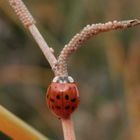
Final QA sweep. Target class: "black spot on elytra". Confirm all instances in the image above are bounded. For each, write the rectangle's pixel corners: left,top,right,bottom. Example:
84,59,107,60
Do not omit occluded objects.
56,94,60,99
50,98,55,102
79,39,82,43
71,106,75,110
55,106,61,109
47,94,49,98
71,98,76,102
65,106,70,110
51,106,54,109
65,95,69,100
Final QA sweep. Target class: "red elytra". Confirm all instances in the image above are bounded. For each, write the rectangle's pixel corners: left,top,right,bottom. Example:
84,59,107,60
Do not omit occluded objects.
46,77,80,119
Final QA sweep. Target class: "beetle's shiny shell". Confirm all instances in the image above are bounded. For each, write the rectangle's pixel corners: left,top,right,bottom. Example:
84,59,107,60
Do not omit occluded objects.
46,82,80,119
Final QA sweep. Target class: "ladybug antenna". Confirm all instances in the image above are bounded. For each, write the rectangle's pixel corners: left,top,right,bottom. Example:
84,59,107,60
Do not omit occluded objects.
56,19,140,76
52,76,74,83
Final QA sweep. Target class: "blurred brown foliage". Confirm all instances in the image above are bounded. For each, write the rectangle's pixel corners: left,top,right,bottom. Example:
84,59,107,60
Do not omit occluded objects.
0,0,140,140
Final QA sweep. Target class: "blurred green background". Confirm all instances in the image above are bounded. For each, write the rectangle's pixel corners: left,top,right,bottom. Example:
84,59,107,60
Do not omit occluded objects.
0,0,140,140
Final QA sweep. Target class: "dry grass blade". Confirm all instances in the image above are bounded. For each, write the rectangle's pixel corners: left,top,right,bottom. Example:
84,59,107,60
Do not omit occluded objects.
0,105,49,140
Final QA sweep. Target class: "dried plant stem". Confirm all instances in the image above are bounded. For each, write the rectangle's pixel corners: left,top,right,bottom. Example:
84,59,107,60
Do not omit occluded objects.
61,118,76,140
9,0,35,27
8,0,57,74
57,19,140,76
0,105,49,140
28,25,57,73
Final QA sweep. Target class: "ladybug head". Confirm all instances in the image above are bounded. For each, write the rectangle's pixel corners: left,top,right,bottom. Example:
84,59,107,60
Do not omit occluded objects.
52,76,74,83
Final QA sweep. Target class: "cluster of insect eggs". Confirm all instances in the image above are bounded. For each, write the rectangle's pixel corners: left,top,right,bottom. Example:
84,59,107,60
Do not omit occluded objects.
46,76,80,119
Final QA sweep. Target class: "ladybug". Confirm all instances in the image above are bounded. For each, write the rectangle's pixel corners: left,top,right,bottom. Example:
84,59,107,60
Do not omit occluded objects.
46,76,80,119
